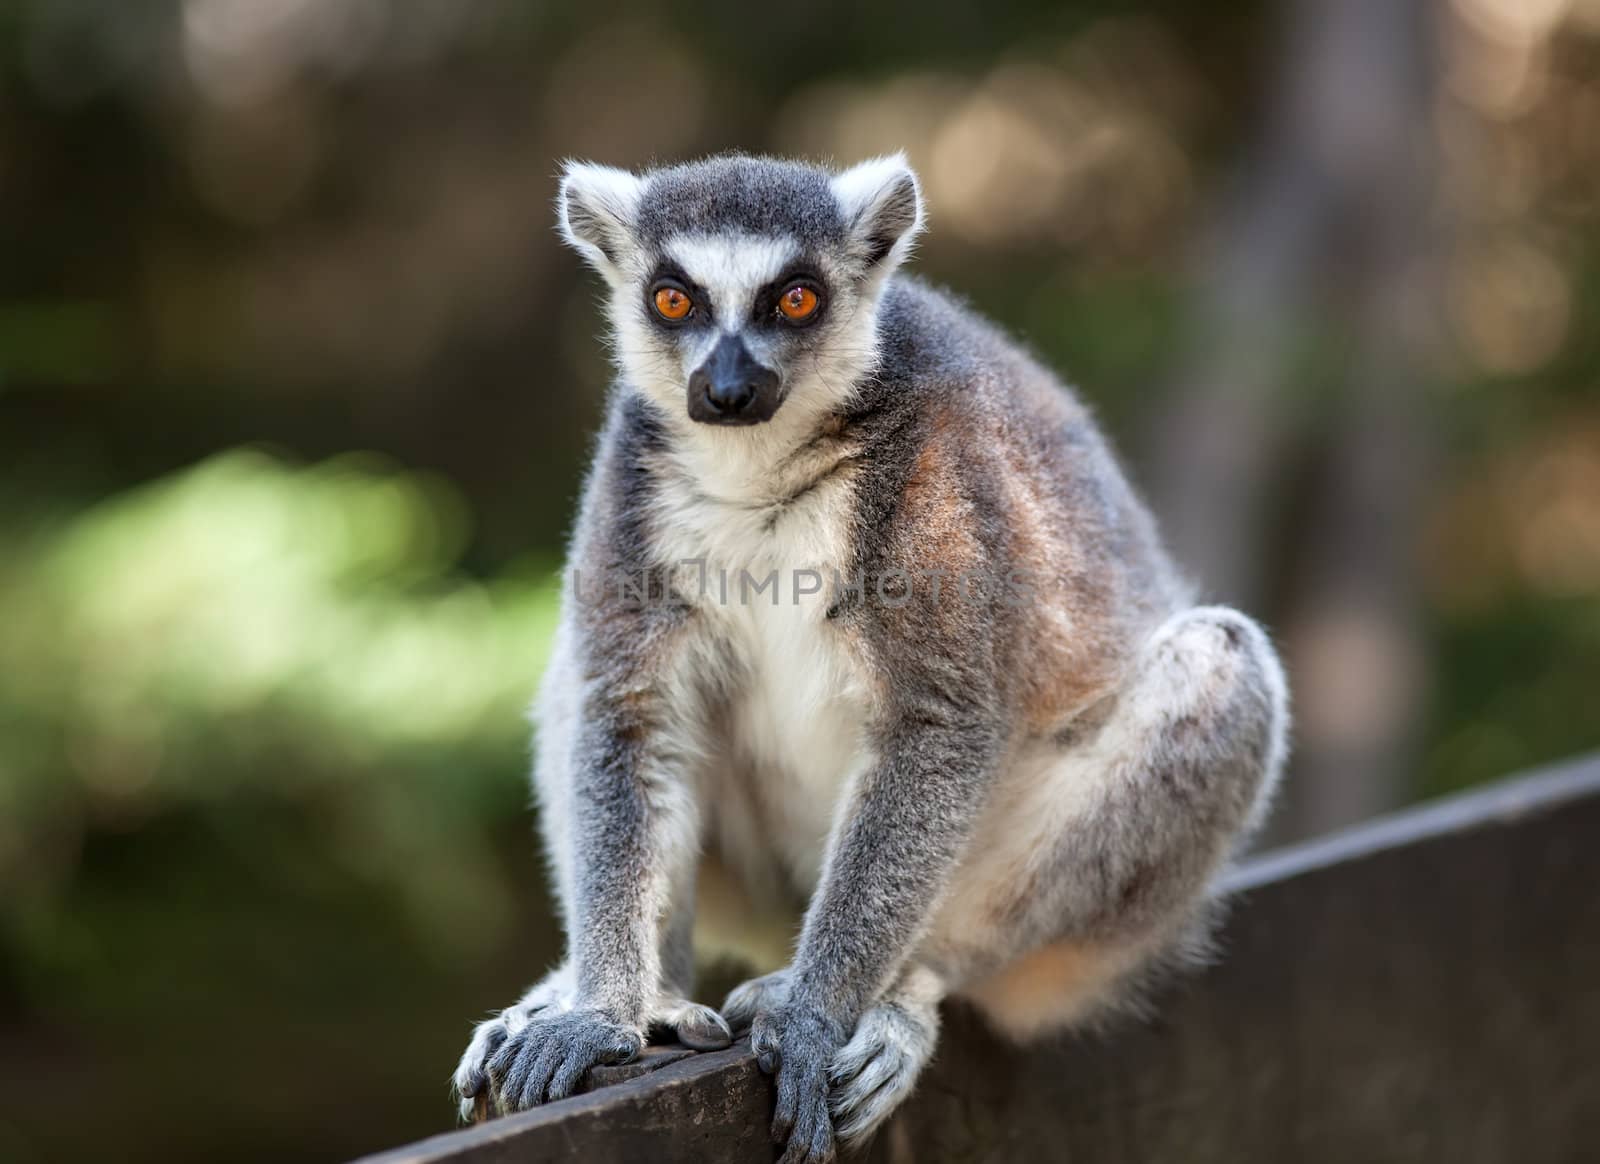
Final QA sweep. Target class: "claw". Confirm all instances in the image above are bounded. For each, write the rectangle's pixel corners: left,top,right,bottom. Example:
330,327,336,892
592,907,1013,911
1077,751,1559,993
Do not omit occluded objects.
607,1032,643,1062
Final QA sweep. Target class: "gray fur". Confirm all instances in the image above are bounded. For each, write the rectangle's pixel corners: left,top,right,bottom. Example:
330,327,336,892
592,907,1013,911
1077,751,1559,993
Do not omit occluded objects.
454,153,1290,1162
634,156,845,250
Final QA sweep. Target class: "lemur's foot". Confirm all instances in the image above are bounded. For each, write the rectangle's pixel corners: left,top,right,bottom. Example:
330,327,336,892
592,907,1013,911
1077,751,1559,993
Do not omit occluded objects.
720,967,793,1033
827,1000,938,1145
648,997,733,1051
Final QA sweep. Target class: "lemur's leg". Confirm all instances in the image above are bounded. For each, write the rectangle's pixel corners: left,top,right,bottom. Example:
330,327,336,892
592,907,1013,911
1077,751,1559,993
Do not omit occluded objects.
648,877,733,1052
453,659,592,1119
960,604,1288,1039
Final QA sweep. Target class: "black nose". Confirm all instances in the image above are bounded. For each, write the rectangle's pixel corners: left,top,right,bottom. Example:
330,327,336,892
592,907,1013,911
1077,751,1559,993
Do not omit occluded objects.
687,335,780,425
705,378,755,414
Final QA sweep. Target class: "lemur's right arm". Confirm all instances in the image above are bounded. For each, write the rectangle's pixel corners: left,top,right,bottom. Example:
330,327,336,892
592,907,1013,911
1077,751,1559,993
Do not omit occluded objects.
455,407,708,1113
563,659,692,1026
548,412,701,1027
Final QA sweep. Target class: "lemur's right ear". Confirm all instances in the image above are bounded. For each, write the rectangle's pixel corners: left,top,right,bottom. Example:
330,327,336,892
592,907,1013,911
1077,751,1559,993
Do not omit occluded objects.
832,153,925,276
557,161,644,277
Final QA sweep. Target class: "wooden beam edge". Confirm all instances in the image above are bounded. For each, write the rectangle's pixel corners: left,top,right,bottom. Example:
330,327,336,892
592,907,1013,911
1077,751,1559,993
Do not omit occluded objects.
354,1038,762,1164
1222,751,1600,894
351,750,1600,1163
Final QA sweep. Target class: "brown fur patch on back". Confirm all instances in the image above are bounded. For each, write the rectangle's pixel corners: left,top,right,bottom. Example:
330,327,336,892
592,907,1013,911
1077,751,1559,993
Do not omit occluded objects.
988,397,1138,733
895,415,983,584
1002,468,1121,730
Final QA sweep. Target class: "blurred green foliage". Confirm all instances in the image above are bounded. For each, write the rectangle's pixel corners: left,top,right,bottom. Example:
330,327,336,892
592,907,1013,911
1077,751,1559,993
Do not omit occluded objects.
0,454,565,1161
1,451,562,955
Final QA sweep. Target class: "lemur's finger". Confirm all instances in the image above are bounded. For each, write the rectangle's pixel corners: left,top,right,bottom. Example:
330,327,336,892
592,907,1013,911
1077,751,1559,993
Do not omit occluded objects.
546,1049,589,1102
495,1035,535,1110
771,1062,800,1139
529,1034,571,1106
751,1022,781,1074
453,1021,506,1106
777,1089,836,1164
604,1030,643,1063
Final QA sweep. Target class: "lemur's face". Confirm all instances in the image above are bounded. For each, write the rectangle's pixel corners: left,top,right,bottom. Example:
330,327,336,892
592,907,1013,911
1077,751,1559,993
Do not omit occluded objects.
557,155,924,429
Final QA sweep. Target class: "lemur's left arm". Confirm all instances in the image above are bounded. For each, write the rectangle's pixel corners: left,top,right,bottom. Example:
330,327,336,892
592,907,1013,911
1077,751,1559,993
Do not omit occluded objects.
793,709,999,1018
752,627,1003,1157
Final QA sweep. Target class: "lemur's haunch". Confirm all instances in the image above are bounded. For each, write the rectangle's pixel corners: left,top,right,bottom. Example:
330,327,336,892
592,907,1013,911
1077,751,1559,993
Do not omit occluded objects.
454,153,1289,1163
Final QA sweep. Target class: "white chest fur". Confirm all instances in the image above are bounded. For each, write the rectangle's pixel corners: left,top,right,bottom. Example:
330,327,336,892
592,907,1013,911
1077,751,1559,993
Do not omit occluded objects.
646,439,874,894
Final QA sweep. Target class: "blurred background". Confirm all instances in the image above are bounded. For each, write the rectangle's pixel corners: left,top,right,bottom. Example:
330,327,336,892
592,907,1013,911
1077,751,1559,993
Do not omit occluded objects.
2,0,1598,1159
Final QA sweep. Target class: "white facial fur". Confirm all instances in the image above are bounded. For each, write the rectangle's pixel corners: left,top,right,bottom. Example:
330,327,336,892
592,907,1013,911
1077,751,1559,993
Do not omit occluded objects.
558,155,923,500
606,244,877,503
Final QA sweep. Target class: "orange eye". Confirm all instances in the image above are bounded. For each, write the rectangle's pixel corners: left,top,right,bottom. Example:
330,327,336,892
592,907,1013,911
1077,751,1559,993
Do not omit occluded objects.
777,284,819,322
653,286,693,321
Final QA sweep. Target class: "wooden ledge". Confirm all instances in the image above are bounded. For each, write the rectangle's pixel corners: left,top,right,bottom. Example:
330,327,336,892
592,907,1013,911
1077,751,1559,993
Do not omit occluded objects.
358,754,1600,1164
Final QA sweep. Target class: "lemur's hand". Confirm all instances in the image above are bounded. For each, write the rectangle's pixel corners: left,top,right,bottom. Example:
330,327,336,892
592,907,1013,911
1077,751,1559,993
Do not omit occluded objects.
456,967,735,1122
751,999,849,1164
477,1007,643,1114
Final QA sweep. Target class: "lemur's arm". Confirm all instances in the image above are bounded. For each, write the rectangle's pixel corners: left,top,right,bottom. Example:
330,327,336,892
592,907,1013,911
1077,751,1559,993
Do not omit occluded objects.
462,619,697,1115
789,707,999,1020
751,613,1002,1161
463,397,713,1112
565,675,695,1026
558,404,702,1029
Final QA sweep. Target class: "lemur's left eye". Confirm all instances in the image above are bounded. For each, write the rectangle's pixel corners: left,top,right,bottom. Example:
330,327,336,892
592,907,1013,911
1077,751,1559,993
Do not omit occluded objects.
777,283,820,323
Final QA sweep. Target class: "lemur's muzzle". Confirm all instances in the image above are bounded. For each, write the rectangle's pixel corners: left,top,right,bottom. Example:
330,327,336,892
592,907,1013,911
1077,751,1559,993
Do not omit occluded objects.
687,335,781,426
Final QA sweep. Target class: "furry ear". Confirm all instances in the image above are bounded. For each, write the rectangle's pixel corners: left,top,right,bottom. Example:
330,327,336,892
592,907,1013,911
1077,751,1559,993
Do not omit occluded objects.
831,153,925,273
557,161,644,276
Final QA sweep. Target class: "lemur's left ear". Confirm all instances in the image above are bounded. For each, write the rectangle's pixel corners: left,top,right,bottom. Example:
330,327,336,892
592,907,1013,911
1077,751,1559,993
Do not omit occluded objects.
831,153,925,273
557,161,644,278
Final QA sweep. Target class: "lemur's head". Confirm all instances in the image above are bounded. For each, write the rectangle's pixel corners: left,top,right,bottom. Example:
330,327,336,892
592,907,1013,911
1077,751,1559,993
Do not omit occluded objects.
557,154,923,429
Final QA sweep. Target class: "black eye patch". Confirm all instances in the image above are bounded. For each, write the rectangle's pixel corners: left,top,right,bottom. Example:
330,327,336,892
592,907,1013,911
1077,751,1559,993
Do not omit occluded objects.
643,262,710,328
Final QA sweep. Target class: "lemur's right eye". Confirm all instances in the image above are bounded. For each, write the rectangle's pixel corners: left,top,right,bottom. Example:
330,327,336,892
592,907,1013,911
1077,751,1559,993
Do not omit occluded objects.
652,285,694,321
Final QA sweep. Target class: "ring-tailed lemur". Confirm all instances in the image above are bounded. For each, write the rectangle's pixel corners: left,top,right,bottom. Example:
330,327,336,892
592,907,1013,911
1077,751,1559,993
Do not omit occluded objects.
453,153,1288,1163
